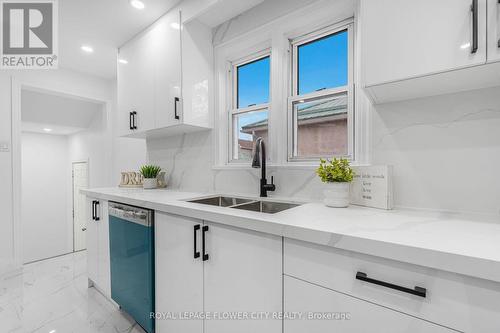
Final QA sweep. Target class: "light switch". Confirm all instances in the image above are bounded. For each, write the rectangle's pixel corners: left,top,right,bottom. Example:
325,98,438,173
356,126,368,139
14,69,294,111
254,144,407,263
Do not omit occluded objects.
0,142,10,152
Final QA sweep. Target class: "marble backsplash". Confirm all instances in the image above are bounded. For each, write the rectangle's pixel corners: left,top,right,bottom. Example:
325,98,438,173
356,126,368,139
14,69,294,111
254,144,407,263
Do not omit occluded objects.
147,86,500,215
147,131,324,202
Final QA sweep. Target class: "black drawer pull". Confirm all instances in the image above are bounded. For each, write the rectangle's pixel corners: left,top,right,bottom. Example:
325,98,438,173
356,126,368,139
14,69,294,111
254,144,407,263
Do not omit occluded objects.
94,201,100,221
356,272,427,298
202,225,209,261
132,111,137,130
129,112,134,130
91,200,96,220
193,225,201,259
174,97,180,120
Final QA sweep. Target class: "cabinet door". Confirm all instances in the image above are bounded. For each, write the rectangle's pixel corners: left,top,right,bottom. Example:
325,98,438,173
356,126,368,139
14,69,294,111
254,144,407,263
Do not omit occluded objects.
204,223,282,333
180,18,212,128
363,0,487,86
117,29,156,136
86,198,99,284
154,9,182,128
97,200,111,298
284,276,455,333
155,213,203,333
488,0,500,62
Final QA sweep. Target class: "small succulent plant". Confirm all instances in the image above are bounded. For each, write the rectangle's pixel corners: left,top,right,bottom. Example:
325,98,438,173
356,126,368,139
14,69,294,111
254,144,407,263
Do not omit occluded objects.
140,165,162,179
316,158,355,183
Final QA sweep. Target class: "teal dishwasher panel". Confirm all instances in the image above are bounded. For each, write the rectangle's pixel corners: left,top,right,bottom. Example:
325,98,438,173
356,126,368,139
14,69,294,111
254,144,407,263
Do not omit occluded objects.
109,211,154,333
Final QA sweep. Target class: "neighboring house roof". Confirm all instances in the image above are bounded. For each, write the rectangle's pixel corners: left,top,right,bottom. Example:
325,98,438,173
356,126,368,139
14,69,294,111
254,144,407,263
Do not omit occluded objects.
241,96,347,133
238,139,254,150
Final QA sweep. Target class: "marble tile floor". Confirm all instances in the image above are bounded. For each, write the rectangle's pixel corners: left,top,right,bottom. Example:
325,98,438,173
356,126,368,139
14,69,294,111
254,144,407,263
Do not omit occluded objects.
0,251,146,333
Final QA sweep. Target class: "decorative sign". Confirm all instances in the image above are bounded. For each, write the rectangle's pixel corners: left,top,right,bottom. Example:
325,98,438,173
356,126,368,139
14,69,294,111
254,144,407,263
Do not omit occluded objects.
350,165,393,210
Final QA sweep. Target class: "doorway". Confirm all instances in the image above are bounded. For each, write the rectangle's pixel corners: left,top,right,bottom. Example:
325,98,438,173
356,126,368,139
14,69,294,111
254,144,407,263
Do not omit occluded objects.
73,162,88,252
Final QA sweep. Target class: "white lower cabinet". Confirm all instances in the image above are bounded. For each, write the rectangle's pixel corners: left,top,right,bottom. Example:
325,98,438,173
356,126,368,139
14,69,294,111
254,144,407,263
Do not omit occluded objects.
284,238,500,333
156,214,204,333
284,275,455,333
203,222,282,333
155,213,282,333
86,198,111,298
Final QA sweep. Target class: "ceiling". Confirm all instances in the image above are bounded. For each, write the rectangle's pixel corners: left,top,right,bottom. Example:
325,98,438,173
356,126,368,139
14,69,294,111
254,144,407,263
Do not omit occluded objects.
59,0,182,79
21,89,103,136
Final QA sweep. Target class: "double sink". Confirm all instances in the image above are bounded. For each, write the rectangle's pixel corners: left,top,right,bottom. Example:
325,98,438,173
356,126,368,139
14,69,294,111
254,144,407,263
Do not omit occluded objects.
187,195,301,214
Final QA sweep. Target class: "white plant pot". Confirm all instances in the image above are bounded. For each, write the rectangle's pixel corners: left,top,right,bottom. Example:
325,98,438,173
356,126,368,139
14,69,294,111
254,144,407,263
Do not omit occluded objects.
143,178,157,189
323,182,350,208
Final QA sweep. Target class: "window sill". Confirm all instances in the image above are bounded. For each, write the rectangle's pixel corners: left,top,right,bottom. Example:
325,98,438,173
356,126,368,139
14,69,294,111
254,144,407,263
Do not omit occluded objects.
213,162,368,171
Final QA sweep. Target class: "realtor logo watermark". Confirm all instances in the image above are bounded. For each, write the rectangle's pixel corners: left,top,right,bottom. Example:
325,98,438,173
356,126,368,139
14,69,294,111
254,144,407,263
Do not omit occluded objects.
1,0,58,69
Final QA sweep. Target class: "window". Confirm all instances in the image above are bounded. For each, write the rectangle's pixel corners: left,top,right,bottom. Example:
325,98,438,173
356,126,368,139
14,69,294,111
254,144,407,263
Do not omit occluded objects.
289,24,353,160
230,54,271,161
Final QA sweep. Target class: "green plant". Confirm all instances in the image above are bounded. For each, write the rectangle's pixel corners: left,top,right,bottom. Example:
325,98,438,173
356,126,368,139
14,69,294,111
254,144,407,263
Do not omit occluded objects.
140,165,162,179
316,158,355,183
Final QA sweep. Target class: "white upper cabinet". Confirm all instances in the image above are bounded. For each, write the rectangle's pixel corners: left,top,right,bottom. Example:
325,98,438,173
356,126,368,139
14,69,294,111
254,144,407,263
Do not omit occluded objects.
363,0,487,86
360,0,500,103
487,0,500,62
154,9,182,129
117,8,213,139
117,29,156,136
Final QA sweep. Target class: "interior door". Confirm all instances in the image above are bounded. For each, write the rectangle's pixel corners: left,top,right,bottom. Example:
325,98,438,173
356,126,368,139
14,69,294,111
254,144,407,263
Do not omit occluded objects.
73,162,88,252
284,276,455,333
203,222,282,333
363,0,487,86
155,213,204,333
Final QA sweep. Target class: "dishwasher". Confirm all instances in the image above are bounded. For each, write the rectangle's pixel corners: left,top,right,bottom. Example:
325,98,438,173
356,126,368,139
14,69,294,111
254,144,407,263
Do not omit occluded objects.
108,202,155,333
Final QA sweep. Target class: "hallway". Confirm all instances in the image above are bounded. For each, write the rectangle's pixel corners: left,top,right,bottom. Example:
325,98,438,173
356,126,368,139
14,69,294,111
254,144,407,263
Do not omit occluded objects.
0,252,145,333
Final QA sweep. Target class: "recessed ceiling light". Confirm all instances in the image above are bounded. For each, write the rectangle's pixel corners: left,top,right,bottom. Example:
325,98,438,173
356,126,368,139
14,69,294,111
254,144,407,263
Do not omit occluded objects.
43,128,52,132
130,0,145,10
170,22,180,30
118,58,128,64
81,45,94,53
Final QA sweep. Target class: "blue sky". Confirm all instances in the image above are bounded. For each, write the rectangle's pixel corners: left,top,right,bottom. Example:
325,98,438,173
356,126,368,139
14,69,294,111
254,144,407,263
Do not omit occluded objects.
236,30,348,140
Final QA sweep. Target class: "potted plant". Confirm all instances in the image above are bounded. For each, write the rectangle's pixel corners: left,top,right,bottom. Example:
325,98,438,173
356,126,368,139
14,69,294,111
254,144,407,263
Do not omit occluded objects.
316,158,355,208
140,165,162,189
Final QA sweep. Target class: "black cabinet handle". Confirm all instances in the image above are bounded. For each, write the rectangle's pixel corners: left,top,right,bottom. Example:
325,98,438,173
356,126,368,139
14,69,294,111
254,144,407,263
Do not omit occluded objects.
471,0,478,54
132,111,138,130
202,225,209,261
91,201,96,220
94,201,100,221
174,97,180,120
356,272,427,298
193,225,201,259
498,0,500,48
129,112,134,130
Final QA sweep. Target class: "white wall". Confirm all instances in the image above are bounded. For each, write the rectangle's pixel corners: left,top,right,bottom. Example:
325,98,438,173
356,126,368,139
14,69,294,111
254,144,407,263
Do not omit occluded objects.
0,75,14,271
0,68,120,268
21,133,71,263
68,105,113,189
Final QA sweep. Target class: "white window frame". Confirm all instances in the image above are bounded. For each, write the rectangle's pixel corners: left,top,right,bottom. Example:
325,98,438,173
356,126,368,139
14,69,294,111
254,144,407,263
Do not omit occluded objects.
288,20,355,162
228,49,271,164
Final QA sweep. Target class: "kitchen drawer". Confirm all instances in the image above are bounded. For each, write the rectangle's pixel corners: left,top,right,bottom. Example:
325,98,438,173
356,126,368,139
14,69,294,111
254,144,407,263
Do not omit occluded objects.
284,238,500,333
284,275,457,333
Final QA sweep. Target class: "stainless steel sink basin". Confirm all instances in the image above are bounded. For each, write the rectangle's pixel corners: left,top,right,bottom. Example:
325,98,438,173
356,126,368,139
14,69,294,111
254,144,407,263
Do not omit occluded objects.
187,195,302,214
231,200,301,214
187,196,253,207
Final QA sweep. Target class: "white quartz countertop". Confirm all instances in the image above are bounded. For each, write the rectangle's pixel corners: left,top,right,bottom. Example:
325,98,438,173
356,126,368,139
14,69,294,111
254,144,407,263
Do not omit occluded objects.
82,187,500,283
